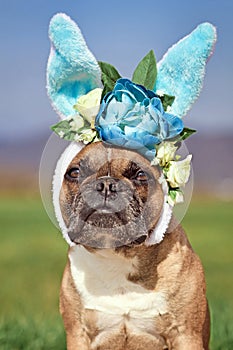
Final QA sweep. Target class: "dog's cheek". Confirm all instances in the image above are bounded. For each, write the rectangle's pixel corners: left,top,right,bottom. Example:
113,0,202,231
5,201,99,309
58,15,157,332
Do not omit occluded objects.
143,183,164,230
133,183,148,204
59,182,78,226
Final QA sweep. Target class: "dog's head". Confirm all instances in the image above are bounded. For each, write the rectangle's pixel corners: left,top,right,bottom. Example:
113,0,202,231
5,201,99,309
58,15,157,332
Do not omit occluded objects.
45,14,216,248
59,142,164,248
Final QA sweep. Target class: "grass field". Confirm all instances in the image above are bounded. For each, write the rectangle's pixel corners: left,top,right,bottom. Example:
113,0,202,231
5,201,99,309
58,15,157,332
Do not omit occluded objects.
0,194,233,349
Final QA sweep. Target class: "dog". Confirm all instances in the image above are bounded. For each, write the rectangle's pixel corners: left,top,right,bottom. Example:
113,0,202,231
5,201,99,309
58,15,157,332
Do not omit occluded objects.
45,14,216,350
56,141,210,350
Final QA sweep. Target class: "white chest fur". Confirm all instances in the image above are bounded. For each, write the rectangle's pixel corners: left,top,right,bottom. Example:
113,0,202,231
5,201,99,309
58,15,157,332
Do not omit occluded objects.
69,246,167,322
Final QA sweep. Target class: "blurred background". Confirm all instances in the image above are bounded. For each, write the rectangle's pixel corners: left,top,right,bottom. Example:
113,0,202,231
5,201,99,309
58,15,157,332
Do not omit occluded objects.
0,0,232,349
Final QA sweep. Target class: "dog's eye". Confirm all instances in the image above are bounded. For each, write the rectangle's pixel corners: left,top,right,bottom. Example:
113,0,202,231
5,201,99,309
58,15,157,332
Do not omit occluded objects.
66,168,80,180
135,170,148,182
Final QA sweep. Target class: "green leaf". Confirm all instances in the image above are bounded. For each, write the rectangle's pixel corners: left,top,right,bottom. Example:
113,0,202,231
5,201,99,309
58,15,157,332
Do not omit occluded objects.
178,127,197,141
98,61,121,100
170,127,197,144
51,119,76,141
160,94,175,111
132,50,157,90
51,119,70,133
169,190,177,201
100,77,113,101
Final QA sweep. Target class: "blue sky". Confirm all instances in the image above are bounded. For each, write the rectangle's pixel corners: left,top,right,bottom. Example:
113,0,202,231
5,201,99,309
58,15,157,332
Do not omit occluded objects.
0,0,232,142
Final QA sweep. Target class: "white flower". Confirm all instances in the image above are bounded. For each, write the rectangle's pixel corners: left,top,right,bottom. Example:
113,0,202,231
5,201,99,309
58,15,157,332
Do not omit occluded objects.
156,142,178,167
168,190,184,206
70,114,84,131
74,129,97,144
58,131,65,138
166,155,192,188
175,190,184,203
74,88,103,124
151,157,159,166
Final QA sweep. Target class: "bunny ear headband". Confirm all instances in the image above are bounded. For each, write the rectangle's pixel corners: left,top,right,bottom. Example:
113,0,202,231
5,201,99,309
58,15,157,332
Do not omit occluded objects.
41,13,216,246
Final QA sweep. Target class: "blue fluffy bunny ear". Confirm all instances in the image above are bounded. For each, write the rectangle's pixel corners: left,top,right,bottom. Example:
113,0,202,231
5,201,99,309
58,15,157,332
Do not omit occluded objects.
47,13,102,119
155,23,217,118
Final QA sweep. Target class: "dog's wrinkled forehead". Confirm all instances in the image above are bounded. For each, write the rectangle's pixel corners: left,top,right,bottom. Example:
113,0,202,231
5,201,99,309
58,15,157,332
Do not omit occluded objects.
65,142,160,181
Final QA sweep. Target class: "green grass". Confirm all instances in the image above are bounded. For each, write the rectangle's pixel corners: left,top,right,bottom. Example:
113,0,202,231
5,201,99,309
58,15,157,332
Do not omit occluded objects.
182,199,233,350
0,195,232,349
0,317,66,350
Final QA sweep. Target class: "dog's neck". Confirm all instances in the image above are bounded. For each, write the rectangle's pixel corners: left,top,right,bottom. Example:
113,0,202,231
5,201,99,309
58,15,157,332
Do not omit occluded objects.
79,216,178,291
67,219,186,322
69,244,161,293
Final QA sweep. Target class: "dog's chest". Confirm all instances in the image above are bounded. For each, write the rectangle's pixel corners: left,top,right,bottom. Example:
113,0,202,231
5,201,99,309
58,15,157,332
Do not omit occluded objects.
69,246,167,333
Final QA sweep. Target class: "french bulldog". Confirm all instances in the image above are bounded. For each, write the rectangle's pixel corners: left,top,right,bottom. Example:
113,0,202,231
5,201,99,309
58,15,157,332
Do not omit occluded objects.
57,141,210,350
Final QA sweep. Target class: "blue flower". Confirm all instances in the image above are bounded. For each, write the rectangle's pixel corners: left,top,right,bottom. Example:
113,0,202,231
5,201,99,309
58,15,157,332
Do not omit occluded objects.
95,79,183,160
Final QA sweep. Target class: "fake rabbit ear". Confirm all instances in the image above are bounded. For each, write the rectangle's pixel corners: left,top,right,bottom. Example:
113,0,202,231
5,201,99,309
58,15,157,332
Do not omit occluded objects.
47,13,102,119
155,23,217,118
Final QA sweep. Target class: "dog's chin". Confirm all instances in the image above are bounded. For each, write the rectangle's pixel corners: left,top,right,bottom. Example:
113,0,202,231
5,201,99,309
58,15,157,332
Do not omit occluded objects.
67,208,149,248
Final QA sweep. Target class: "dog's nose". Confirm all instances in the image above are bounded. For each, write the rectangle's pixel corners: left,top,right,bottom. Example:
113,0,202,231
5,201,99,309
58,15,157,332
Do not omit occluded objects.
95,177,118,197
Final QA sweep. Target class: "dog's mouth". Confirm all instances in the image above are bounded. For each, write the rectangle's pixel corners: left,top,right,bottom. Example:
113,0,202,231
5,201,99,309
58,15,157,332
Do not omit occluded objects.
83,205,130,227
67,202,149,248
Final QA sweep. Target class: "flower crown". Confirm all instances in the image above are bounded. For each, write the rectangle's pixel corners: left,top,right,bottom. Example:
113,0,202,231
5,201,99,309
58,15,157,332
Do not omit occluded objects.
47,14,216,207
51,57,195,205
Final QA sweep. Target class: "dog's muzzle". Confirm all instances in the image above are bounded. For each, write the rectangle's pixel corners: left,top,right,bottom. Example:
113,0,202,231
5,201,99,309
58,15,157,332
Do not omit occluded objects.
66,176,149,248
80,176,137,214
